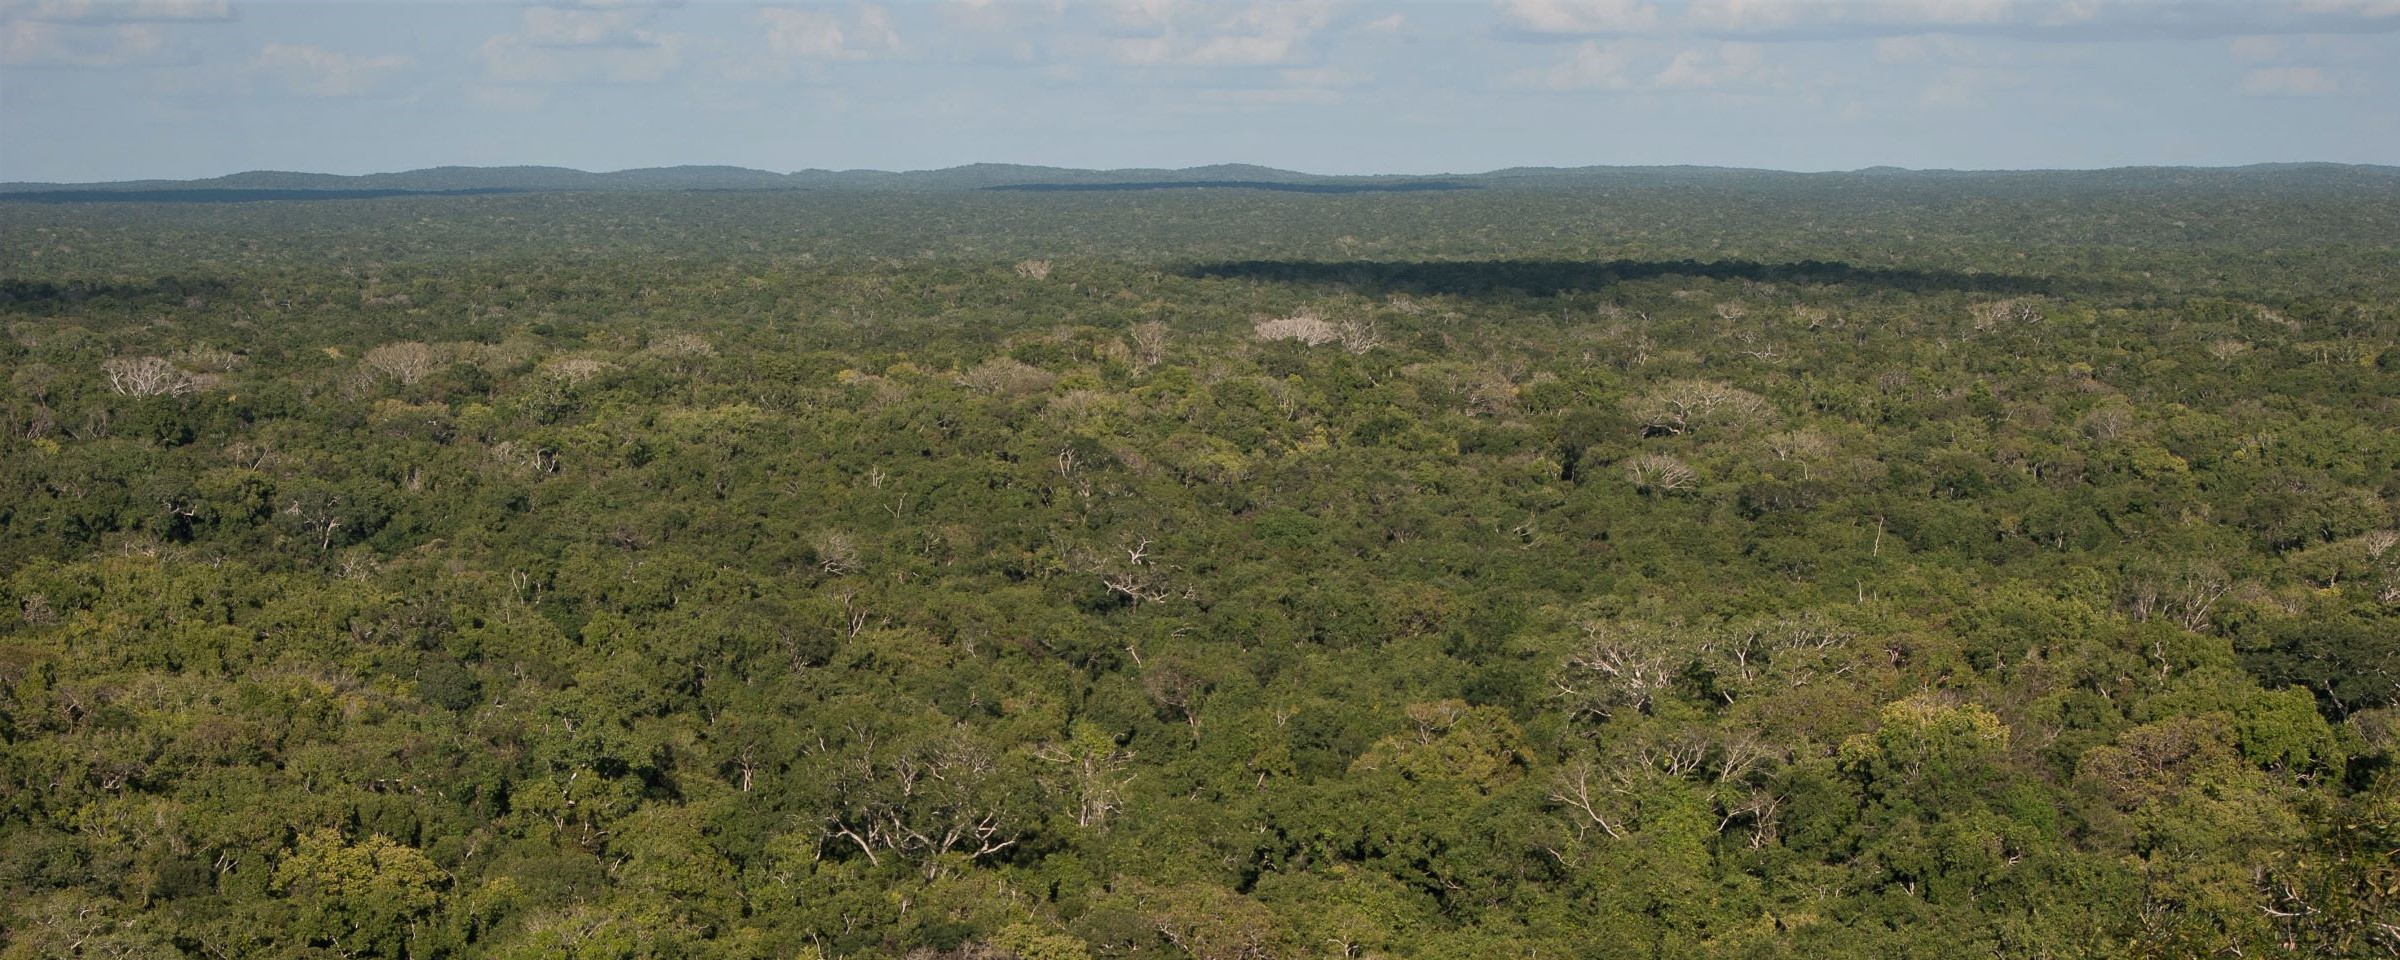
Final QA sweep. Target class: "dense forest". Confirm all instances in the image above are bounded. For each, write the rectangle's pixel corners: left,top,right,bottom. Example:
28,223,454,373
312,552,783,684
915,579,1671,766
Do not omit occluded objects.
1,167,2396,958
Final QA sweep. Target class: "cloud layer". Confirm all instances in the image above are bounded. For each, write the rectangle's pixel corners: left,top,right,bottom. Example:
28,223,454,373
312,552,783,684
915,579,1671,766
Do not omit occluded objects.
1,0,2393,180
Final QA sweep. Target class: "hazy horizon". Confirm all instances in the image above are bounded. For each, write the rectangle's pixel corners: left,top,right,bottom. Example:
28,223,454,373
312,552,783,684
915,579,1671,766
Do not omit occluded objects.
5,1,2398,183
13,157,2400,188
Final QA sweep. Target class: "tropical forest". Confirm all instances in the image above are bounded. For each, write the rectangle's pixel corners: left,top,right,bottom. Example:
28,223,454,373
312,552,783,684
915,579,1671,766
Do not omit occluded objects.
1,163,2396,959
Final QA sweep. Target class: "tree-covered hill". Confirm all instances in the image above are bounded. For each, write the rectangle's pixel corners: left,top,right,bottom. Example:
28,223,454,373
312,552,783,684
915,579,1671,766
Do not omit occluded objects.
0,173,2395,959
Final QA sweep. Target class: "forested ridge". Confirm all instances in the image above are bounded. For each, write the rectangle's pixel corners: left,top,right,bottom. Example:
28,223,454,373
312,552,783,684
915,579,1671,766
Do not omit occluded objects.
1,172,2396,958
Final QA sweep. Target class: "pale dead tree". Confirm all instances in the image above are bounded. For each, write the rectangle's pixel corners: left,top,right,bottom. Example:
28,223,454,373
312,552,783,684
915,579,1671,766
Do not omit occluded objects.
1462,367,1518,417
170,346,244,373
1102,569,1174,607
283,495,345,552
1142,661,1212,738
1335,316,1385,354
2079,403,2139,442
1720,788,1783,849
1969,297,2043,331
2362,530,2399,561
642,333,716,358
2206,339,2251,363
2121,560,2232,632
1708,615,1859,697
100,356,198,397
2163,565,2233,632
1711,731,1779,787
733,744,759,793
1014,259,1053,280
1623,379,1770,437
817,725,1024,876
1033,724,1136,828
813,530,862,576
1071,533,1179,608
1129,320,1170,372
1550,759,1631,840
1121,536,1155,567
1622,454,1698,494
539,354,614,385
363,341,440,385
1713,302,1750,325
1634,732,1713,778
1253,308,1339,346
1762,429,1834,478
1554,620,1691,721
20,593,56,626
959,356,1056,397
487,440,558,476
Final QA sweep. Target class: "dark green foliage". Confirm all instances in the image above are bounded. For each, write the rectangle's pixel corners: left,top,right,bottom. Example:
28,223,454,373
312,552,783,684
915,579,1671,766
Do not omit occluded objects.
1,171,2396,957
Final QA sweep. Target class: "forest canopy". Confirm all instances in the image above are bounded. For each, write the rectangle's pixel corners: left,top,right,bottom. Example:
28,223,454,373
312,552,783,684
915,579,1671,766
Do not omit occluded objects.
1,167,2397,959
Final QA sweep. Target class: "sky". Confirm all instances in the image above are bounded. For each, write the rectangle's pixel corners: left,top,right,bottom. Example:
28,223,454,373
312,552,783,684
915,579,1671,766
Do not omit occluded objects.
2,0,2397,182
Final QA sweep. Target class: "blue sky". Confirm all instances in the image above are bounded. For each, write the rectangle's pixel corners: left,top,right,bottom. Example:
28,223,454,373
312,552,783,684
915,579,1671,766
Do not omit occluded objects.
3,1,2396,181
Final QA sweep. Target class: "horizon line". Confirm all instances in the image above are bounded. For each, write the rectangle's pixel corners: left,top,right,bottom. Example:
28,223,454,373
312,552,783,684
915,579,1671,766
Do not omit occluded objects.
8,159,2397,188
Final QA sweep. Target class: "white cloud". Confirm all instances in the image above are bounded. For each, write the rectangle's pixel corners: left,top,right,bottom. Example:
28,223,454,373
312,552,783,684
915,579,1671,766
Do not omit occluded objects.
0,0,227,23
1102,1,1341,67
479,30,685,84
1195,85,1342,106
1496,0,1660,34
1918,63,2024,104
758,5,901,61
477,4,688,84
2240,65,2336,95
2229,35,2282,61
1874,34,1931,62
1652,40,1778,88
1493,0,2400,41
2298,0,2400,17
520,7,650,48
250,42,410,97
0,18,165,65
0,0,226,67
1505,39,1632,89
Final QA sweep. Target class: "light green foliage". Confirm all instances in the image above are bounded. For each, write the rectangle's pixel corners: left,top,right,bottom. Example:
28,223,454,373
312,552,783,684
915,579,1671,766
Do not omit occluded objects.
273,829,448,957
1,171,2394,958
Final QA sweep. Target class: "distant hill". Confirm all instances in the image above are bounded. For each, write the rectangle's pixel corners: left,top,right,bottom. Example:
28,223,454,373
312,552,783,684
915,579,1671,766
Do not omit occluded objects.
4,161,2393,202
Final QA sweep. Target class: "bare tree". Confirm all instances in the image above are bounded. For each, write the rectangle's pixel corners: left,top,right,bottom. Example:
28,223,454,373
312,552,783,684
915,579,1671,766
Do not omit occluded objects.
1970,297,2043,331
1142,660,1212,738
959,357,1057,397
813,530,862,576
2079,403,2138,442
1623,454,1699,494
816,723,1024,876
1553,620,1695,721
171,346,244,373
1623,379,1771,437
100,356,198,397
1014,259,1053,280
1763,429,1833,465
1335,317,1385,355
2121,560,2233,632
1034,723,1136,828
364,341,441,385
1253,309,1339,346
1129,320,1170,372
642,333,715,358
538,354,613,385
1551,759,1633,840
2361,530,2398,561
1069,532,1181,608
